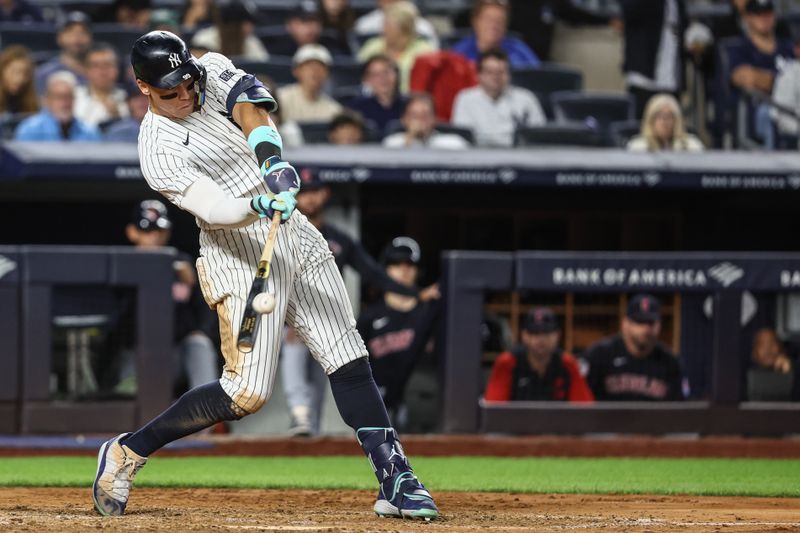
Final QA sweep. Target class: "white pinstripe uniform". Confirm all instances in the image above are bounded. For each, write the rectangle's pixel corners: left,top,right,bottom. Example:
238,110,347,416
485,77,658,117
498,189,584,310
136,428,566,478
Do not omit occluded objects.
138,52,367,415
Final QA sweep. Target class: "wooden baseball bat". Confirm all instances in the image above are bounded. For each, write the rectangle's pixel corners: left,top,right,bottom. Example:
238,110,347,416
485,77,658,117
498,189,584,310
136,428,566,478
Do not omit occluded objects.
237,210,282,353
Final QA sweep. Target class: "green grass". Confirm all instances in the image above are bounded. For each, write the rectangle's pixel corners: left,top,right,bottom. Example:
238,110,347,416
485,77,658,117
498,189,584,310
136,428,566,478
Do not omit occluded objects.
1,456,799,497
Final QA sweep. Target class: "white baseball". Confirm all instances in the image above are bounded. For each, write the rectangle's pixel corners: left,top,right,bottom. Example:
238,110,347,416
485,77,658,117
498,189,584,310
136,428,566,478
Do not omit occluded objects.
252,292,276,314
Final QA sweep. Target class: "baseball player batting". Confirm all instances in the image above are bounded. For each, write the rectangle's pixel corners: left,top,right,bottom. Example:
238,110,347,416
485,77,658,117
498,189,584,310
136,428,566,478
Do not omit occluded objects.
91,31,438,521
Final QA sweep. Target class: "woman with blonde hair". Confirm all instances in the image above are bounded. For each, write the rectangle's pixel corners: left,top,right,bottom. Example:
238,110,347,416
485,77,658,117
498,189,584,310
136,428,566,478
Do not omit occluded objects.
626,93,704,152
0,46,39,115
358,1,435,93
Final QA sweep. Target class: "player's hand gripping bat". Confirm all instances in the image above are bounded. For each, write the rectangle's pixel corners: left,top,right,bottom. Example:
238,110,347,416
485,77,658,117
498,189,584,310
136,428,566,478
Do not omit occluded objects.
237,211,281,352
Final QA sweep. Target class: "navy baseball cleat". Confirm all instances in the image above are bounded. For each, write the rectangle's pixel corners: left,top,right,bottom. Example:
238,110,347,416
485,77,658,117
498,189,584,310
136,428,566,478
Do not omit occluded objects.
92,433,147,516
357,427,439,520
372,471,439,520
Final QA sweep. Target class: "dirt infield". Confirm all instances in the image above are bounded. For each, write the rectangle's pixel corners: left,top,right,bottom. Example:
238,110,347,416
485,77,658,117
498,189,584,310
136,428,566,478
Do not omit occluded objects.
1,488,799,532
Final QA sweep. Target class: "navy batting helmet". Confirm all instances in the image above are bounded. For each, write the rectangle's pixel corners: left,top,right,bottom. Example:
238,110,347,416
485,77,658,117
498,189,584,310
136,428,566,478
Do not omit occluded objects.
131,31,206,103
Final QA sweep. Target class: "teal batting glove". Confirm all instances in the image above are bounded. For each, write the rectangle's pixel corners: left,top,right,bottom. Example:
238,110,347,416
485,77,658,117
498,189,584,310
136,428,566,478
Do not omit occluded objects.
251,190,297,222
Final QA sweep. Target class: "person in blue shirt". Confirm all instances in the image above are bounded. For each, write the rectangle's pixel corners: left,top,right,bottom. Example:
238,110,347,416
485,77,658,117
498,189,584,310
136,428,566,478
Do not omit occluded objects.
347,54,407,138
34,12,92,94
15,71,101,141
451,0,539,68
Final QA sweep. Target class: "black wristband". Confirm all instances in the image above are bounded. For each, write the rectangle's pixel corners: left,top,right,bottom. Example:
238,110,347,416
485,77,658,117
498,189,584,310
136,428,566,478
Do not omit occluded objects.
254,141,281,168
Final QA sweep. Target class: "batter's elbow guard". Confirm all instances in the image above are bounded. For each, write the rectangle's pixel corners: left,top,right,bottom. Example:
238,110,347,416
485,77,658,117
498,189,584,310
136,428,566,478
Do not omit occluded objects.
226,74,277,116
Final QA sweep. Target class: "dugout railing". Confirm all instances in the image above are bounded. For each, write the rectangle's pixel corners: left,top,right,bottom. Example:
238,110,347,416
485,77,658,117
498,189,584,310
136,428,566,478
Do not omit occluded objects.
441,251,800,436
0,246,175,434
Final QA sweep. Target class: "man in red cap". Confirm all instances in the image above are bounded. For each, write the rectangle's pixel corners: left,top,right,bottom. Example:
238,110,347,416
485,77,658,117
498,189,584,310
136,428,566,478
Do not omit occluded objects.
484,306,593,402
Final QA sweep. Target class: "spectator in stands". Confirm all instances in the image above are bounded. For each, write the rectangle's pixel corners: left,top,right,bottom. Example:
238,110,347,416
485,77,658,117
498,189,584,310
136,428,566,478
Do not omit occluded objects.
710,0,791,45
507,0,608,62
35,12,92,94
358,1,435,94
484,307,593,402
271,2,322,57
355,0,439,49
727,0,793,96
451,0,539,69
180,0,216,31
383,92,469,148
278,44,342,123
747,327,795,401
0,45,38,115
116,200,219,396
270,1,350,58
626,93,704,152
104,83,149,141
357,237,440,430
721,0,794,145
191,0,269,61
150,8,181,34
452,48,545,147
0,0,43,23
328,110,365,144
318,0,355,38
97,0,152,29
74,43,128,128
619,0,688,119
15,71,101,141
347,55,407,137
584,294,684,401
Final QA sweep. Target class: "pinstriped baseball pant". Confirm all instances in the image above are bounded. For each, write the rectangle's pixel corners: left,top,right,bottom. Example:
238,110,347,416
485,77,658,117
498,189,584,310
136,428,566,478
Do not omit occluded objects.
196,212,367,415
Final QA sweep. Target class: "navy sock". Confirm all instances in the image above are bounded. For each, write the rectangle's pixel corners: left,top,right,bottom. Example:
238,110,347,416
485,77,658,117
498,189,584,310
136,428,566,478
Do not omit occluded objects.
328,357,391,429
121,381,243,457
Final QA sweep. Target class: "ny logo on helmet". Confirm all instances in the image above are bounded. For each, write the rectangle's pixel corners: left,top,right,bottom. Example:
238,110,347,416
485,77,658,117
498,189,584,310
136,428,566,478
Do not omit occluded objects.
168,53,181,68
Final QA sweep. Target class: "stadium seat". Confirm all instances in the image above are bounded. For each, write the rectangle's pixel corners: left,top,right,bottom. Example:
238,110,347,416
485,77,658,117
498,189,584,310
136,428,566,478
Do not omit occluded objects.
551,91,635,134
298,121,331,144
331,85,362,106
255,25,291,50
255,6,294,25
232,56,295,86
435,123,474,144
328,61,363,92
384,119,475,144
608,120,642,148
91,24,143,56
514,123,610,147
0,23,57,52
0,112,32,140
511,64,583,96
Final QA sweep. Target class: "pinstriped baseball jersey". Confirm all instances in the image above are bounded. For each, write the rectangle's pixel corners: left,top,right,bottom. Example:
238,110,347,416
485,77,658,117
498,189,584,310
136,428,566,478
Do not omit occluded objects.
138,52,367,413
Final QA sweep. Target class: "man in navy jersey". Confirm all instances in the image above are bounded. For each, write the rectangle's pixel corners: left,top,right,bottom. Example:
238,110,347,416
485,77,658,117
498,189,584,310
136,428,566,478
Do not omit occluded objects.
584,294,684,401
357,238,439,428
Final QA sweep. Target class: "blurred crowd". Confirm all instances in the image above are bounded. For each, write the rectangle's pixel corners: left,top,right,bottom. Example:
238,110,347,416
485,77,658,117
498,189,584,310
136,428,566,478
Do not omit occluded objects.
6,0,800,151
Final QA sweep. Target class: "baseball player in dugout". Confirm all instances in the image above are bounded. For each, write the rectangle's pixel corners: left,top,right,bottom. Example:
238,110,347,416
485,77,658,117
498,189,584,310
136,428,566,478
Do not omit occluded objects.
117,200,220,396
483,307,594,402
357,237,441,430
92,31,439,521
584,294,686,401
282,172,439,436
